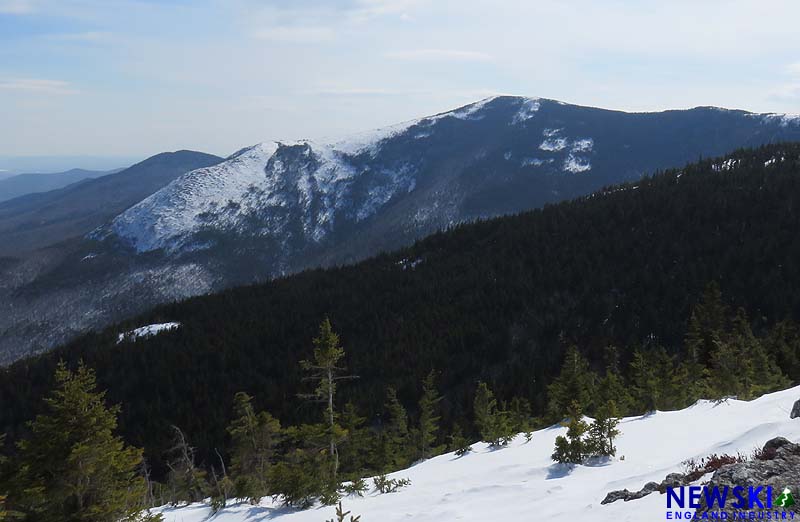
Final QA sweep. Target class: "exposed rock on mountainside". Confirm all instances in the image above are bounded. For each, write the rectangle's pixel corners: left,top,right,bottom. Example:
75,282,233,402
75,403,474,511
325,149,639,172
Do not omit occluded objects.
695,437,800,517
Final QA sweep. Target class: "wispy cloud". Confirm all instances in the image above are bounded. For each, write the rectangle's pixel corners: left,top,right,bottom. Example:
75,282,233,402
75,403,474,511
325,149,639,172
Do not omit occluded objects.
768,62,800,104
311,86,431,97
0,0,34,14
386,49,493,63
252,25,334,43
45,31,113,42
349,0,427,22
0,78,78,94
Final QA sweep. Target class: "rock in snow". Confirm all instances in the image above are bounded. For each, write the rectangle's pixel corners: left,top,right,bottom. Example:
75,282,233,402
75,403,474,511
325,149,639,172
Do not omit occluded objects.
601,473,687,504
695,436,800,517
154,385,800,522
791,399,800,419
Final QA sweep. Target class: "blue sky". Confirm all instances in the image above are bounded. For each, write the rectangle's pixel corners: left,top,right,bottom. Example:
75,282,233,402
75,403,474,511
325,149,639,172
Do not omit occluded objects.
1,0,799,159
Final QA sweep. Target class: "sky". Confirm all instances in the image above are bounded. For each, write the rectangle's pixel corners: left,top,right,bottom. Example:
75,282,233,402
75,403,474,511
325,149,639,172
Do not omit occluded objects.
1,0,800,161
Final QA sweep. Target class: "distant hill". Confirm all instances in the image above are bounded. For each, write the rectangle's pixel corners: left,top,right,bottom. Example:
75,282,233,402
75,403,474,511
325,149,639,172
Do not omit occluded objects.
0,150,223,257
0,168,122,203
1,142,798,472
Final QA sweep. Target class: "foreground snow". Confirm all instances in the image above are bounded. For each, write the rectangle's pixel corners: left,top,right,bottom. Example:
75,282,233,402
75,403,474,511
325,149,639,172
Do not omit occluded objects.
156,385,800,522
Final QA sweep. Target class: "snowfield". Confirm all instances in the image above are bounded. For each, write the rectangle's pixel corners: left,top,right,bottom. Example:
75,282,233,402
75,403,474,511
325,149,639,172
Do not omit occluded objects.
155,385,800,522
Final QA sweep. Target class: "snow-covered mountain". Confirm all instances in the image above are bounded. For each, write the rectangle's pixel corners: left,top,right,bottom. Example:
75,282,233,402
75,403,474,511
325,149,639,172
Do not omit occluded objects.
3,95,800,362
96,95,800,270
155,385,800,522
99,97,549,257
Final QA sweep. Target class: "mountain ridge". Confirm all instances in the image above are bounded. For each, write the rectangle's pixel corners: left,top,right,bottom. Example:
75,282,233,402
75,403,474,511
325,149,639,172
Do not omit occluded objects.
2,96,800,362
0,167,123,203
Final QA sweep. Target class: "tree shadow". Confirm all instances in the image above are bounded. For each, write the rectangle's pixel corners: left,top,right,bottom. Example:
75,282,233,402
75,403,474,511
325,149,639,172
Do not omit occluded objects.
242,504,298,520
546,463,574,479
583,455,613,467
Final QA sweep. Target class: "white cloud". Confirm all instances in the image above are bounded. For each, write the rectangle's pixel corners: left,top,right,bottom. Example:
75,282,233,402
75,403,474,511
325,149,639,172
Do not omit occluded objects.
4,0,800,156
0,78,77,95
769,82,800,103
0,0,33,14
310,86,435,97
386,49,493,63
349,0,428,22
46,31,112,42
252,25,334,43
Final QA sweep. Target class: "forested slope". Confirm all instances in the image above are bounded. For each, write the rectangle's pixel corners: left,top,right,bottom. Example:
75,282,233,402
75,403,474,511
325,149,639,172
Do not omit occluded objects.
2,143,799,474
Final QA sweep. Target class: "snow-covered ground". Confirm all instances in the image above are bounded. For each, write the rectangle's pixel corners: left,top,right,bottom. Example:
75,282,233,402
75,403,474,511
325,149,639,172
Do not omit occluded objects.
156,385,800,522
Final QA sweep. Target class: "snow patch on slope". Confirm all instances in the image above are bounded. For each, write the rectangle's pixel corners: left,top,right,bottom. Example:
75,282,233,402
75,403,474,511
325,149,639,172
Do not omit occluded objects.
107,139,418,253
331,119,420,157
563,154,592,173
117,322,180,343
753,113,800,127
108,142,280,252
539,137,568,151
511,98,541,124
155,385,800,522
712,158,740,172
571,138,594,152
764,156,786,167
447,96,499,120
521,157,553,167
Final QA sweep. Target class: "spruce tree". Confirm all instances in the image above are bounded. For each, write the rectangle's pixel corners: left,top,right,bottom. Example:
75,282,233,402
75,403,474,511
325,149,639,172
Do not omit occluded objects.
268,424,330,509
585,400,621,457
164,426,208,505
551,402,589,464
473,382,512,447
507,396,531,429
337,403,370,477
226,392,282,504
649,346,688,411
9,362,149,522
0,434,12,521
764,320,800,383
447,424,472,456
326,501,361,522
708,309,789,400
380,387,411,470
417,371,443,460
596,346,633,416
546,345,596,420
300,318,354,481
735,312,789,397
685,282,728,365
629,346,666,412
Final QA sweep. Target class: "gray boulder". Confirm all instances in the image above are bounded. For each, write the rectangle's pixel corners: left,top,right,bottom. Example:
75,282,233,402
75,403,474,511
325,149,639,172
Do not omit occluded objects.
601,489,632,505
791,399,800,419
601,474,689,504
